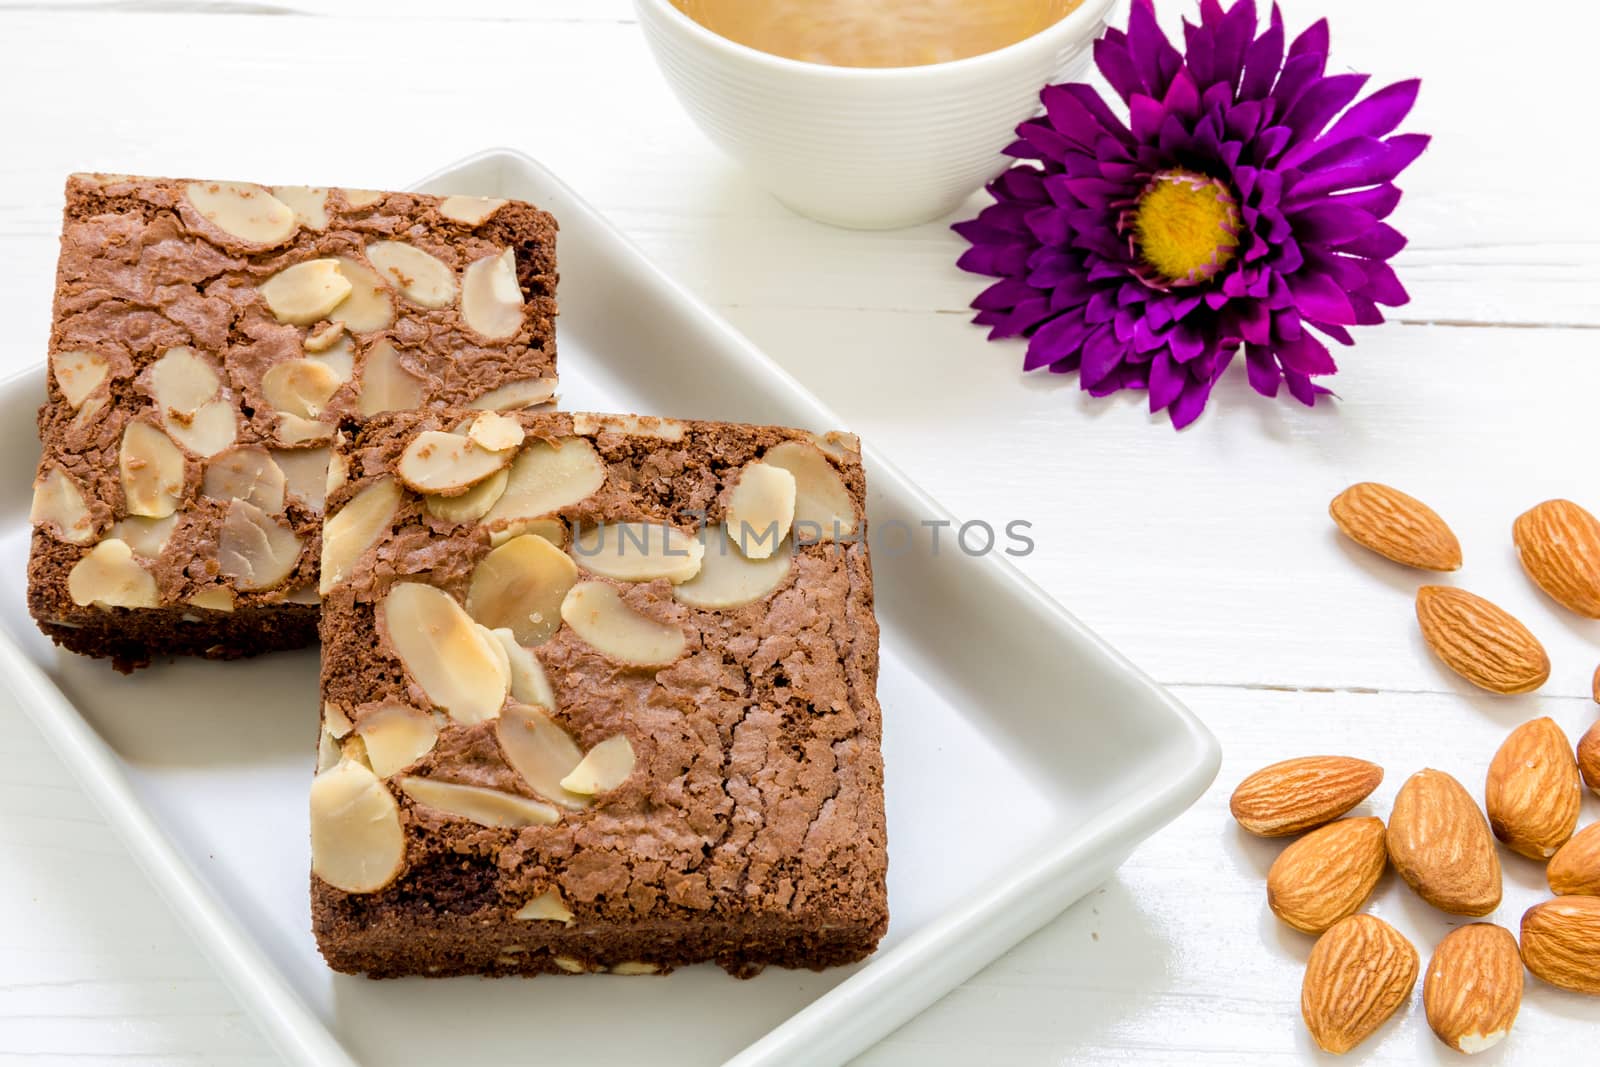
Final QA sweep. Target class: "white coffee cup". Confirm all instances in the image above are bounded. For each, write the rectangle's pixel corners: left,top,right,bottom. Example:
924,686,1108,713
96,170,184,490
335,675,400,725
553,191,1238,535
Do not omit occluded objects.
634,0,1118,229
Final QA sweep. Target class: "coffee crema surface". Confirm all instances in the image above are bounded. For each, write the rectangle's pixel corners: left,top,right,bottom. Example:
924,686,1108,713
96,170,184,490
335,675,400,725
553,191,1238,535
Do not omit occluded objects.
669,0,1084,68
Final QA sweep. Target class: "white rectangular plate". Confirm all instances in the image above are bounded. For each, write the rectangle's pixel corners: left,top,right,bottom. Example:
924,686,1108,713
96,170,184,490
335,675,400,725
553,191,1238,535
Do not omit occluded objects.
0,149,1218,1067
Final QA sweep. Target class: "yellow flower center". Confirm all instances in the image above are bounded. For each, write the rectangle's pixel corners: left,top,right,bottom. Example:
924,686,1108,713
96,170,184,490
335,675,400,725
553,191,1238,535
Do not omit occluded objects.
1131,169,1240,286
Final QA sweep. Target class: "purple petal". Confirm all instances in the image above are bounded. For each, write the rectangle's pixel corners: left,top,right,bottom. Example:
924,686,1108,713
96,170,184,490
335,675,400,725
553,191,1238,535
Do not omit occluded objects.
971,277,1036,311
1232,300,1272,345
1129,93,1166,143
1164,67,1202,119
1306,320,1355,346
1323,79,1421,144
1287,271,1357,324
1169,370,1220,429
1079,324,1126,386
1063,83,1135,144
1290,202,1376,245
1245,345,1282,396
1148,351,1185,411
1282,73,1370,139
1285,17,1330,67
994,294,1055,335
1127,0,1184,98
957,243,1029,277
1271,52,1329,118
1275,330,1337,375
1330,181,1402,220
1239,2,1285,99
1025,205,1075,246
1084,363,1143,396
1363,259,1410,306
1335,222,1407,260
1093,36,1144,104
1169,321,1208,362
1026,251,1086,289
1024,312,1089,370
1282,368,1331,406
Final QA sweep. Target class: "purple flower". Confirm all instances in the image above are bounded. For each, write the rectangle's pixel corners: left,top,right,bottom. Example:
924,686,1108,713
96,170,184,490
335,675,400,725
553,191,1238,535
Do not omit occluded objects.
954,0,1426,428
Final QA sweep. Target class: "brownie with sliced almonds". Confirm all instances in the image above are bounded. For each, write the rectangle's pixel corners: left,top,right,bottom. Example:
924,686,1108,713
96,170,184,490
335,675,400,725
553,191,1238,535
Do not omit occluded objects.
27,173,558,670
311,409,887,978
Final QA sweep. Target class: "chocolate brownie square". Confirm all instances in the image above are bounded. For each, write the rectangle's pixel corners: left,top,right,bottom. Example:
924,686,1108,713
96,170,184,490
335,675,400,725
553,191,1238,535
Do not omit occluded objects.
309,409,887,977
27,174,558,669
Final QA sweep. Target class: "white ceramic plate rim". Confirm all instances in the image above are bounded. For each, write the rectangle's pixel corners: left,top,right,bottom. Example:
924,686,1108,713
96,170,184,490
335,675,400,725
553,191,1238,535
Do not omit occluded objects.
1,149,1219,1067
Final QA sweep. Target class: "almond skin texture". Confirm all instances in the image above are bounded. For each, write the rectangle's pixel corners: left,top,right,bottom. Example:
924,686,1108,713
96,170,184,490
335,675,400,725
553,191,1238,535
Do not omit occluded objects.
1386,769,1502,916
1230,756,1384,837
1579,720,1600,795
1486,716,1581,860
1302,914,1419,1055
1415,586,1550,695
1330,482,1462,571
1548,823,1600,896
1423,924,1523,1055
1513,499,1600,618
1520,896,1600,995
1267,817,1388,934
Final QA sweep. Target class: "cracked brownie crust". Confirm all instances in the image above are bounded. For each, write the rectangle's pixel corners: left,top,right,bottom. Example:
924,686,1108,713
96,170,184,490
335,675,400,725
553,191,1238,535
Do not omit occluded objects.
28,175,558,670
312,410,888,978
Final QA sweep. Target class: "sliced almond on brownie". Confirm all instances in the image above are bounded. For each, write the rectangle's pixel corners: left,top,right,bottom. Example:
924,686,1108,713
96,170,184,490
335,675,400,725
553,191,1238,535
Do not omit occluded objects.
396,777,559,828
320,476,401,594
355,703,440,779
675,525,792,610
495,703,589,810
514,889,574,923
202,447,287,513
184,181,296,245
763,440,856,541
310,759,405,894
559,581,685,668
396,430,515,494
217,498,302,591
259,259,352,325
560,735,636,796
365,241,457,308
68,538,158,609
330,256,395,334
569,522,704,583
31,466,97,545
461,248,524,340
381,581,509,724
119,420,186,518
482,437,606,533
466,534,578,646
724,461,796,560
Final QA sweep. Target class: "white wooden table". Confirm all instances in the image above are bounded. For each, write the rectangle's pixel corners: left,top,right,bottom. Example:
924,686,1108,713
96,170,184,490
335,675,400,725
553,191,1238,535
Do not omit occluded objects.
1,0,1596,1062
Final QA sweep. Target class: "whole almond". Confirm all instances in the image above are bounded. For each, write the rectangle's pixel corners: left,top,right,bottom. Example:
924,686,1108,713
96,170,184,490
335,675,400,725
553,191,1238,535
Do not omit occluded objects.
1267,817,1388,934
1486,716,1580,860
1415,586,1550,694
1548,823,1600,896
1513,499,1600,618
1579,720,1600,795
1386,769,1502,916
1520,896,1600,995
1301,914,1419,1054
1330,482,1462,571
1423,923,1523,1055
1230,756,1384,837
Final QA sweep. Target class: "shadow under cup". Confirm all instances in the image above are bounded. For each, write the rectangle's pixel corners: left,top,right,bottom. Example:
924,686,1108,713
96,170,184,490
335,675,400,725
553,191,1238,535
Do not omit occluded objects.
634,0,1118,230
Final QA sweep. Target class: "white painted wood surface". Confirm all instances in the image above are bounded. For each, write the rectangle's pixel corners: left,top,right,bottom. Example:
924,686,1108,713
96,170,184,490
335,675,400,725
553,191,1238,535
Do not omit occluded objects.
0,0,1596,1062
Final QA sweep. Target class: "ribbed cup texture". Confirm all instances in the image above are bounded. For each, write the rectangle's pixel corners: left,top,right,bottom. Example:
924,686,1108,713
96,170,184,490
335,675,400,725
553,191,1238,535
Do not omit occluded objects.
637,0,1111,228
